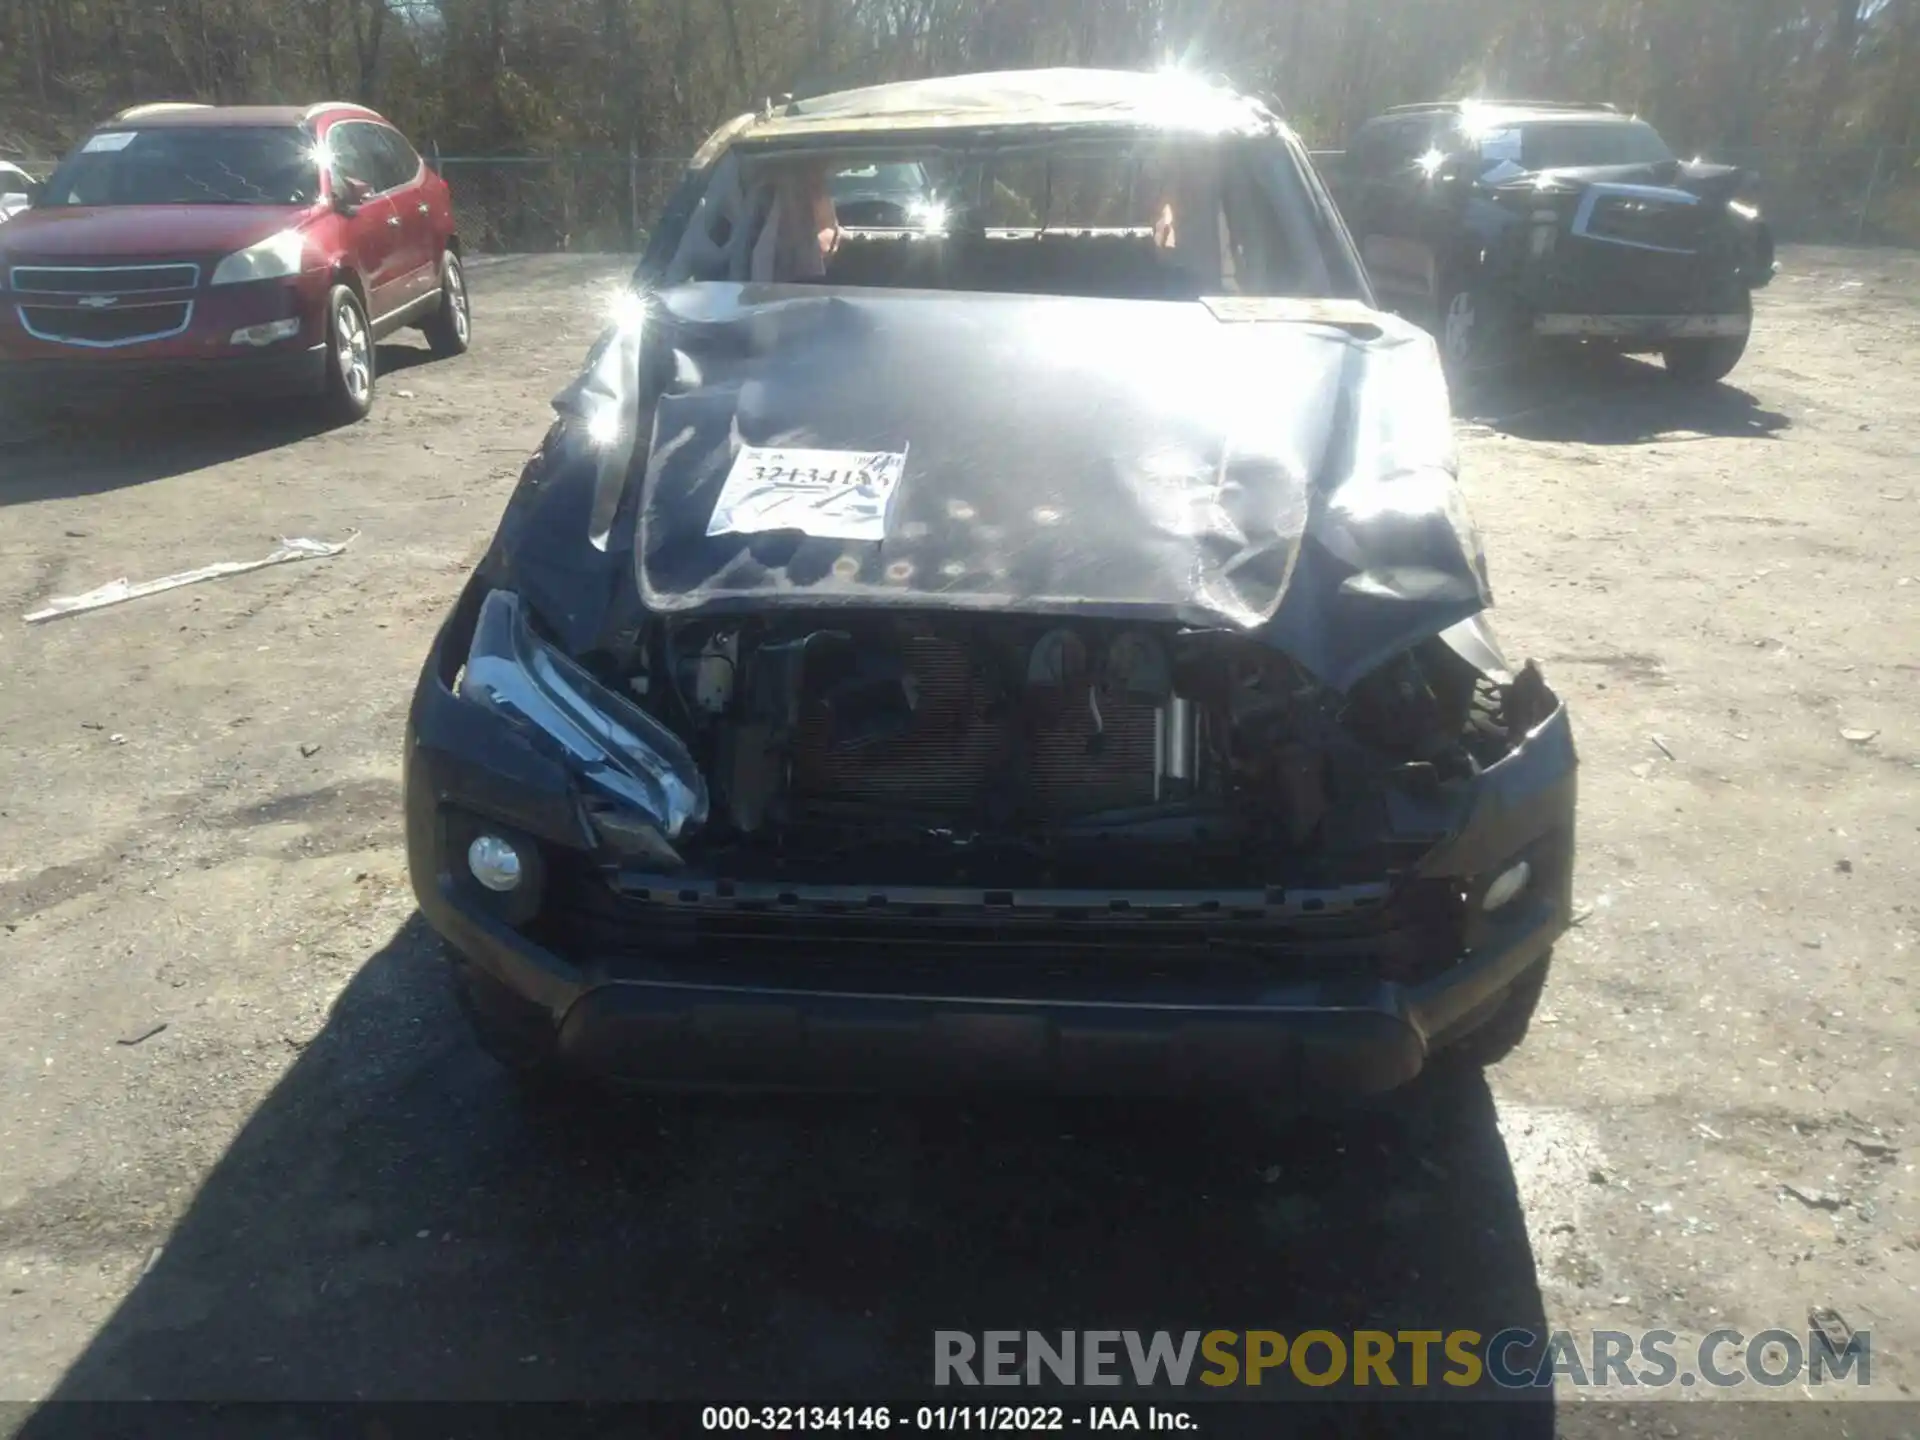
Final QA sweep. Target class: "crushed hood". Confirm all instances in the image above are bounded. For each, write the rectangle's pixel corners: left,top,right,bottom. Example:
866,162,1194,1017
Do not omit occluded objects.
596,282,1488,691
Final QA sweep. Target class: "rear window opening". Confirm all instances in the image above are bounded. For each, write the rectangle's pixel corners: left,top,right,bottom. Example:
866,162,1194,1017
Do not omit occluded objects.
664,133,1342,302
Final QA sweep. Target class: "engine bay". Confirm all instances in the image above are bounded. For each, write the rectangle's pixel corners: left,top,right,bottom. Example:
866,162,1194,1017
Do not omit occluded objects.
597,612,1537,884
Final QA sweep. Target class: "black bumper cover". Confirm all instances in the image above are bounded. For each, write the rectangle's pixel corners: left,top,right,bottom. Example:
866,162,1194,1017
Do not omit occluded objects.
404,609,1577,1096
1501,240,1768,322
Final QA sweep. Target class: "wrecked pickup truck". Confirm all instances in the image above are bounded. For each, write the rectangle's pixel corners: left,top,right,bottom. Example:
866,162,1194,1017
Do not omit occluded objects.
404,68,1578,1097
1341,100,1776,383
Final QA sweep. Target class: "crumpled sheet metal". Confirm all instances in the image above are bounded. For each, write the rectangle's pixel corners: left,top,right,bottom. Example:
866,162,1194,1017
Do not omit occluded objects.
599,280,1486,691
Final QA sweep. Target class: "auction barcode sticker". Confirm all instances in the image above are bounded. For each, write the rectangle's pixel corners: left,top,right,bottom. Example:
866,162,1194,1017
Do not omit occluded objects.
706,445,908,542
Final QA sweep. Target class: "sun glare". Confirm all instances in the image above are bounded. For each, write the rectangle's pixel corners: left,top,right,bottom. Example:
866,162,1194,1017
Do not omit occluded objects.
607,287,648,335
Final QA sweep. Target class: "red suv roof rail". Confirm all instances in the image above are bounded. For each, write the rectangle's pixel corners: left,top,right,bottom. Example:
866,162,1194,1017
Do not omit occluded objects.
302,101,381,122
113,102,214,122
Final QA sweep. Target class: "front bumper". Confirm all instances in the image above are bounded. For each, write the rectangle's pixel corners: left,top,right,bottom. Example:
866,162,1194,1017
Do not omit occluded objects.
1492,218,1767,336
404,603,1578,1097
509,907,1558,1094
0,346,328,409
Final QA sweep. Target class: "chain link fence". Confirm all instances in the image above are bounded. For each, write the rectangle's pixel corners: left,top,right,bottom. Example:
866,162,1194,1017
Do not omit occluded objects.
431,153,685,254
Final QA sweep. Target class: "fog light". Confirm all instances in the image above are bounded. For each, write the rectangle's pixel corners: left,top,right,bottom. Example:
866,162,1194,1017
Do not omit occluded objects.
467,834,524,892
1482,860,1532,913
230,318,300,347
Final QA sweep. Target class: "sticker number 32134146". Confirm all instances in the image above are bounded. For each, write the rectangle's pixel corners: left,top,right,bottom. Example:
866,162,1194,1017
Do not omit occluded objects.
706,445,909,543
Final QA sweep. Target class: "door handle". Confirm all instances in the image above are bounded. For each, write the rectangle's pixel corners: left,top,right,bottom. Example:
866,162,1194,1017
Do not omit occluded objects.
387,215,402,227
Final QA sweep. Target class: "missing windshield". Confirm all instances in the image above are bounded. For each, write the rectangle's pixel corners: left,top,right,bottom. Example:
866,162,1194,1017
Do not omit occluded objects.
665,133,1340,301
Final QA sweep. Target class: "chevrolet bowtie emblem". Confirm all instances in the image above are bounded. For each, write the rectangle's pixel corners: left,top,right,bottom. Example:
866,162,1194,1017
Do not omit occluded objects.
77,295,118,309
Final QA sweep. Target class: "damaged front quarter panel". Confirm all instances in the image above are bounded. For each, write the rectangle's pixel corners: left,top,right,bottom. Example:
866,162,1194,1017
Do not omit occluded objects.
1387,651,1577,889
471,298,658,660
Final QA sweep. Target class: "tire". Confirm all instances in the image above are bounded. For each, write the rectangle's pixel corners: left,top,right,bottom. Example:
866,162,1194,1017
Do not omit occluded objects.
1662,286,1752,385
322,283,375,424
448,949,568,1093
421,250,472,359
1434,280,1498,389
1440,949,1555,1071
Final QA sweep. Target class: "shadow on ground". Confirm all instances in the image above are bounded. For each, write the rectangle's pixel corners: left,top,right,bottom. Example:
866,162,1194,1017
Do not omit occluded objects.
17,914,1555,1437
1461,351,1791,444
0,343,440,507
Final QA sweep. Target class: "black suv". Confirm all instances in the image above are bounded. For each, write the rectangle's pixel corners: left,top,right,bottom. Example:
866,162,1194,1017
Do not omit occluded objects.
1339,100,1776,384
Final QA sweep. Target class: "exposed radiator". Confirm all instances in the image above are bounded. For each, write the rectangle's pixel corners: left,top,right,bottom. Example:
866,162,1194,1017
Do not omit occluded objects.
789,635,1162,819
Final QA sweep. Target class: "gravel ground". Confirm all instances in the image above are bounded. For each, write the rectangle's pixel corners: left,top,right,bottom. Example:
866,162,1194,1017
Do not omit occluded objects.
1,248,1916,1433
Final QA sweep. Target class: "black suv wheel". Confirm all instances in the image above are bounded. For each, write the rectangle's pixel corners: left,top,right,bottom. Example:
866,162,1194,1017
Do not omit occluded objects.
1663,286,1752,385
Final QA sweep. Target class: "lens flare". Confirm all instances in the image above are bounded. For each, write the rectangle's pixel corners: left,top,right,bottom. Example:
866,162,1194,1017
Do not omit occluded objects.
909,198,950,233
607,287,648,335
585,407,622,448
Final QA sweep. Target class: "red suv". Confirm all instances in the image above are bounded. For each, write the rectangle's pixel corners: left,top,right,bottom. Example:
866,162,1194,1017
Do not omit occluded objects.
0,101,469,424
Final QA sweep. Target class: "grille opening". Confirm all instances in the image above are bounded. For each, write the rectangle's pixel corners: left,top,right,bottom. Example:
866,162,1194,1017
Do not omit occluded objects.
18,301,193,346
532,853,1470,988
1581,195,1701,252
9,264,199,295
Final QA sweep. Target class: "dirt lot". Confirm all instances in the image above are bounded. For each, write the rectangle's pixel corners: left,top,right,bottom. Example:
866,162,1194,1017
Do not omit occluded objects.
1,248,1917,1431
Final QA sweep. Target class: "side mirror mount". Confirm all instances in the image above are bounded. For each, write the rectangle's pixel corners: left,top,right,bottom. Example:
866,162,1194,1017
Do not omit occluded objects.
333,175,372,214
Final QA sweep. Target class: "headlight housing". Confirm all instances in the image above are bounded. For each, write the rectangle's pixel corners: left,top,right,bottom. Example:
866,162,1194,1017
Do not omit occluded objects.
209,228,309,286
457,590,708,839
